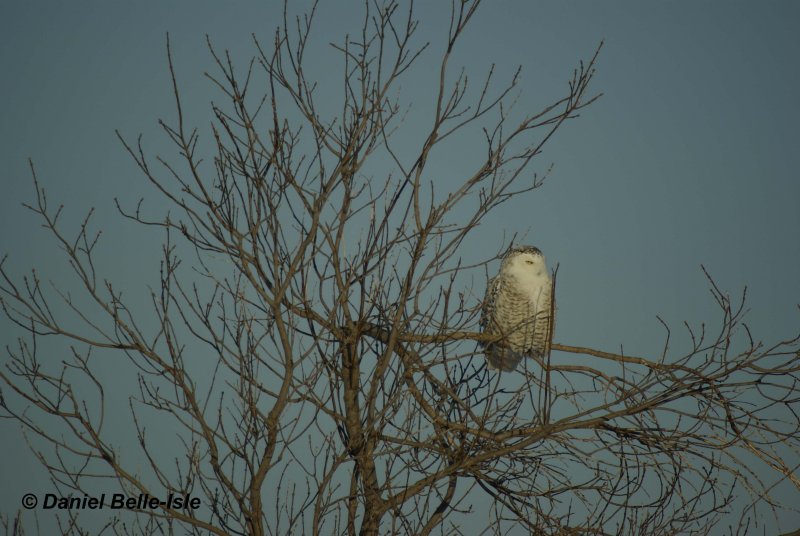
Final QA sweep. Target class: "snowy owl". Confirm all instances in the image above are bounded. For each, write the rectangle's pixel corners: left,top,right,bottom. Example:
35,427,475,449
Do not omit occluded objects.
479,246,553,372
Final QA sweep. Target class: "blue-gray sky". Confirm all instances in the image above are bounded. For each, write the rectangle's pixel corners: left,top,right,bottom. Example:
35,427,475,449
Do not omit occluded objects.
2,1,798,533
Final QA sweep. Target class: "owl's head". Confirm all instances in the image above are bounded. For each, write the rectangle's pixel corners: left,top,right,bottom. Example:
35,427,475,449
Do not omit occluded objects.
502,246,547,279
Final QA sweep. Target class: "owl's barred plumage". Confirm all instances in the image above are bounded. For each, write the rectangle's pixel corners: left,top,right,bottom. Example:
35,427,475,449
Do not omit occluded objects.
480,246,553,372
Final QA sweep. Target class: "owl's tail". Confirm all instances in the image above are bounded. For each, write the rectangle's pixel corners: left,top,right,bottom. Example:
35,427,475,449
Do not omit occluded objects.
484,344,525,372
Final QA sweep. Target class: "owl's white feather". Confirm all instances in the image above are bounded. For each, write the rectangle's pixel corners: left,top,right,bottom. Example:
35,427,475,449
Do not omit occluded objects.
480,246,553,372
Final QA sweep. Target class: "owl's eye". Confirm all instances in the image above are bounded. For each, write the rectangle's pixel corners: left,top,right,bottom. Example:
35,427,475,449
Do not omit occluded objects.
525,260,534,265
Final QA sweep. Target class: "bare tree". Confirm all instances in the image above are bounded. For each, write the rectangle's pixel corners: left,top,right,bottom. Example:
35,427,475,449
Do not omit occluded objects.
2,1,799,535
